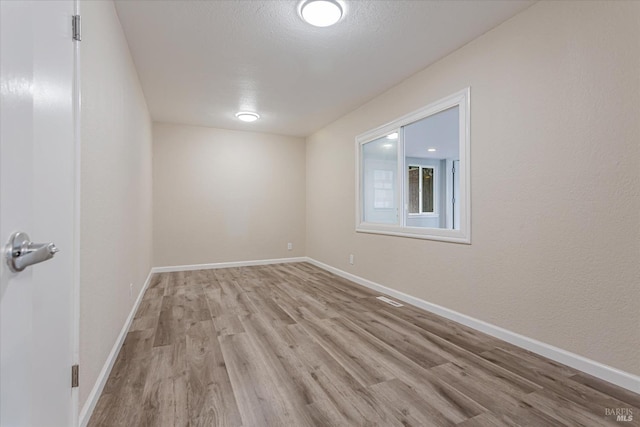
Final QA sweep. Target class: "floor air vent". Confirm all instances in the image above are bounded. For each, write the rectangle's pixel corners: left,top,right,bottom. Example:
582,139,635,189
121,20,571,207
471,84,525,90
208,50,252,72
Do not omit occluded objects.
376,296,404,307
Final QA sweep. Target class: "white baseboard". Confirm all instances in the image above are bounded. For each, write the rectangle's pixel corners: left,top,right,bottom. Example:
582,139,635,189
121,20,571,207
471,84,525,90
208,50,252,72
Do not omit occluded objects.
152,257,307,273
304,257,640,394
78,270,155,427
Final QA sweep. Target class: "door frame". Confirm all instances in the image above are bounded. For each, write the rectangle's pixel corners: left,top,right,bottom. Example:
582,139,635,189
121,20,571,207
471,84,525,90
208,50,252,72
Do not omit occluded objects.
72,0,81,424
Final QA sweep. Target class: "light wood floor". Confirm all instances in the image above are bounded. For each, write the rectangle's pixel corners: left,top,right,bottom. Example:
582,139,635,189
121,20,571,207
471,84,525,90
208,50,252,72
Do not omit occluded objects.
88,262,640,426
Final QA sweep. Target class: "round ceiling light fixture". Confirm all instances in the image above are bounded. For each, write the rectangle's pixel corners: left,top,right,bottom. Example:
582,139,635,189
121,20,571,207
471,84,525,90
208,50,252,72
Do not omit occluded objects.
300,0,343,27
235,111,260,122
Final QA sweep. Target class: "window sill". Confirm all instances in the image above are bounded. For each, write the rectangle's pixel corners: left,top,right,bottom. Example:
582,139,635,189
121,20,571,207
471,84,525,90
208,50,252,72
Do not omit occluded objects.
356,224,470,244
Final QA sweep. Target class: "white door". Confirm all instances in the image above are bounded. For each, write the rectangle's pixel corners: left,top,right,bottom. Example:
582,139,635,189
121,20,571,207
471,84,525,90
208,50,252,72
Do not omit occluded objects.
1,1,78,426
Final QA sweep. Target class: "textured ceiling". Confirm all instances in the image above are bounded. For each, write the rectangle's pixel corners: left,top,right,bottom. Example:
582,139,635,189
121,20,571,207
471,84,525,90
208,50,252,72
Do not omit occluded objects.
114,0,535,137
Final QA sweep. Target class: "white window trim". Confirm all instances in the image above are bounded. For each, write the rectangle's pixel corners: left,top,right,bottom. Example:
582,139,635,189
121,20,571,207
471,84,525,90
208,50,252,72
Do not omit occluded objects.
355,87,471,244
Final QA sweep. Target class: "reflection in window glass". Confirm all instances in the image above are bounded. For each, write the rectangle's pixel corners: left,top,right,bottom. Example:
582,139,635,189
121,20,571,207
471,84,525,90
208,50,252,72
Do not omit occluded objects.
373,170,394,208
404,105,458,228
408,166,419,213
408,166,435,214
362,135,398,224
422,167,434,213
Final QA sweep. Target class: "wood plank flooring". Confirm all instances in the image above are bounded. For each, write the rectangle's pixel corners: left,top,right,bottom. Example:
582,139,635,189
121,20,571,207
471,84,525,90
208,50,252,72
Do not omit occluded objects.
88,262,640,426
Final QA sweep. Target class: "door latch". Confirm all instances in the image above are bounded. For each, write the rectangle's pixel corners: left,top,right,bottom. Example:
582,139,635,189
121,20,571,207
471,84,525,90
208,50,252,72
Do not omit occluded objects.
4,232,58,273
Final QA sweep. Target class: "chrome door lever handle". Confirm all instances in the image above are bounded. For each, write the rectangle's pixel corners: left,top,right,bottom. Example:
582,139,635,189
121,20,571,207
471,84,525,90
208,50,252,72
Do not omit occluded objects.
4,232,59,273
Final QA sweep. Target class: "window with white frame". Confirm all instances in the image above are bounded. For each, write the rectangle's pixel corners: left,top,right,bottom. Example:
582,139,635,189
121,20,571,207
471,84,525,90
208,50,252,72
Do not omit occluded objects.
355,88,470,243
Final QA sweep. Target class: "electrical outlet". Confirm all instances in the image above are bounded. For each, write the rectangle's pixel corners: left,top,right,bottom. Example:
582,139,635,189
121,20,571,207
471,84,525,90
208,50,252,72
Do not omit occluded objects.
287,242,293,251
129,283,133,298
349,254,354,265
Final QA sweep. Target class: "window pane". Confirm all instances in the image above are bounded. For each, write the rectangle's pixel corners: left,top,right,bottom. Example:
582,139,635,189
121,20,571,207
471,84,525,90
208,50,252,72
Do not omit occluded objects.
422,167,434,213
362,135,397,224
404,105,459,229
408,166,419,213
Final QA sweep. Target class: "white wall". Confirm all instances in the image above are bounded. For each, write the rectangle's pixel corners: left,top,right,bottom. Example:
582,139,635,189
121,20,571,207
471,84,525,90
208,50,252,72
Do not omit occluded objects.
153,123,306,267
79,0,153,408
306,1,640,376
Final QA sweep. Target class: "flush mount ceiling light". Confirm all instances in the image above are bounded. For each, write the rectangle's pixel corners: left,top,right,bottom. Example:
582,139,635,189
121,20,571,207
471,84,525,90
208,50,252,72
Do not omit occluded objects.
386,132,398,140
235,111,260,122
300,0,343,27
427,148,437,152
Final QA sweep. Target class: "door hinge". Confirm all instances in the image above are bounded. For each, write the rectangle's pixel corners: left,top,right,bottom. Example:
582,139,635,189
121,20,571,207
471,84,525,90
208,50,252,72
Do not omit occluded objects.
72,15,81,42
71,364,79,388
